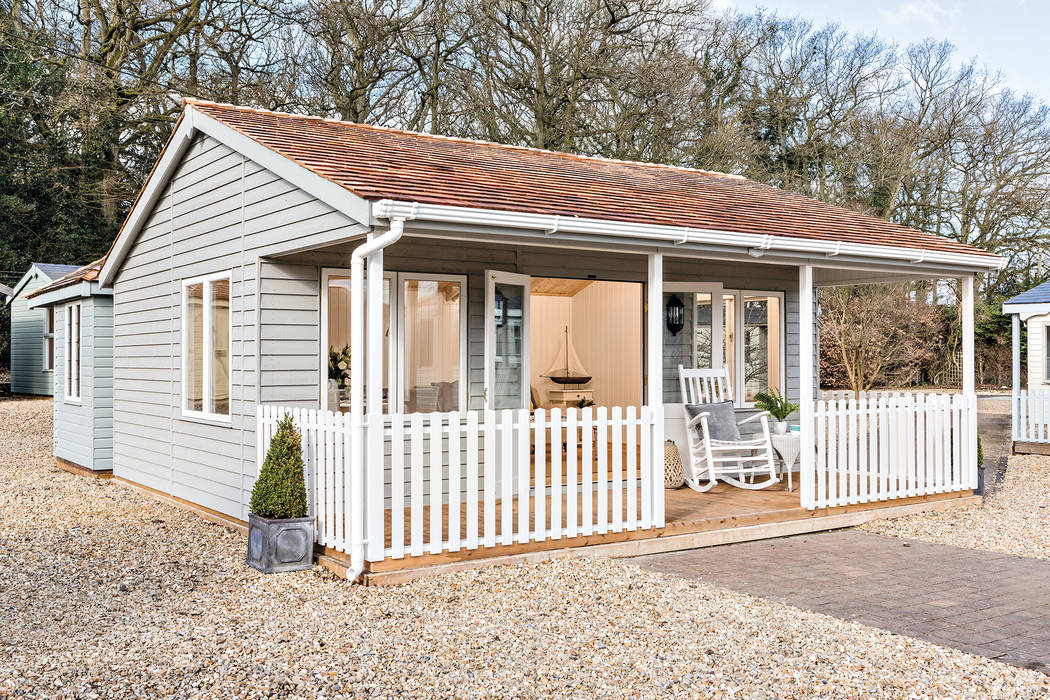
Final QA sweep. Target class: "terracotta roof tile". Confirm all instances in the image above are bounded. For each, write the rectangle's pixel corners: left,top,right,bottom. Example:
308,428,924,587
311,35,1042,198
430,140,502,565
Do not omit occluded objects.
189,99,995,259
24,258,105,299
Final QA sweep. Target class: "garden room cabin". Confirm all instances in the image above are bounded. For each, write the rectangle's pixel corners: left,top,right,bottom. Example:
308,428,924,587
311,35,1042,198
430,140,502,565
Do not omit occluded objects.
24,260,113,476
90,100,1001,583
1002,282,1050,452
5,263,80,396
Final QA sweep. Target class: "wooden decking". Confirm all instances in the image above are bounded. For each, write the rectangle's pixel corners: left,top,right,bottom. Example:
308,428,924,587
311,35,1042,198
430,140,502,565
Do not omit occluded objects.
316,479,980,584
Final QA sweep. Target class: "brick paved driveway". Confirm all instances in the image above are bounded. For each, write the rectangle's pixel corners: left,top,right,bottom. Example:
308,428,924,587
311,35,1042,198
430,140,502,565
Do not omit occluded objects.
629,530,1050,673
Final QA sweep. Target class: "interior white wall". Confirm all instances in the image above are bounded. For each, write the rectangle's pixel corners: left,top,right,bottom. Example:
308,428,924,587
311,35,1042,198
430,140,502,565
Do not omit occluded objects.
529,281,643,408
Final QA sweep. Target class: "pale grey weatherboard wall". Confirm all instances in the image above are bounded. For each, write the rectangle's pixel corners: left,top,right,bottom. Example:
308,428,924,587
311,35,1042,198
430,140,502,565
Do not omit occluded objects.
53,295,114,470
8,269,56,395
110,131,807,523
111,133,358,522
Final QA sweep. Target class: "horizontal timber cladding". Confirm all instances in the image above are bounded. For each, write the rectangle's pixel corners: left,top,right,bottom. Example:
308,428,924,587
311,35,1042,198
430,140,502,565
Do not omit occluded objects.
112,132,358,522
53,295,114,471
110,130,806,526
9,271,55,396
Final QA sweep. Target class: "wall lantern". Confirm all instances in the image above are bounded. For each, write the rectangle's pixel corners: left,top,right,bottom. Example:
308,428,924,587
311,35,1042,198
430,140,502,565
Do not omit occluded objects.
665,294,685,336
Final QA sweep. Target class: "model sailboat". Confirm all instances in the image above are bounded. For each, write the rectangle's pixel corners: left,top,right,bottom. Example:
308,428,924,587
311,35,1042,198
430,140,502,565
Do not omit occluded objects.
543,326,591,385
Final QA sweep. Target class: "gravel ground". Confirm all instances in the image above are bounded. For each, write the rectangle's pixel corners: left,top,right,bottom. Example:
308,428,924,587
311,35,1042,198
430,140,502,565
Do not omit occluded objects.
861,454,1050,560
2,399,1047,698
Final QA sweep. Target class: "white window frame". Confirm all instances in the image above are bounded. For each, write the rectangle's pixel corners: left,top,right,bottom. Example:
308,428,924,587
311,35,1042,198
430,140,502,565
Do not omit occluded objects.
64,302,81,402
181,271,232,423
320,269,468,413
724,289,787,406
43,307,55,372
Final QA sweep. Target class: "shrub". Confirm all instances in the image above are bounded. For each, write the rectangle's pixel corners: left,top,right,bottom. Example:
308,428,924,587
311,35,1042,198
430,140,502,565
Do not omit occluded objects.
250,414,308,519
977,434,984,470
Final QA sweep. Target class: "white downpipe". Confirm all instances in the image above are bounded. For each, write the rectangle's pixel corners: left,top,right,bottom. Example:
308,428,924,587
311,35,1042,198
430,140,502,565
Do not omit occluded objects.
347,215,406,581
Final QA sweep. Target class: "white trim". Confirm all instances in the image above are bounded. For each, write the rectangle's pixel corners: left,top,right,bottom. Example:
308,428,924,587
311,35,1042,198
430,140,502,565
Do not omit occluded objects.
181,271,233,423
320,267,396,412
42,307,54,372
98,119,197,286
99,105,373,287
395,272,469,413
374,199,1004,273
26,281,112,310
722,289,787,406
484,270,531,410
64,302,81,402
1002,301,1050,315
321,269,468,413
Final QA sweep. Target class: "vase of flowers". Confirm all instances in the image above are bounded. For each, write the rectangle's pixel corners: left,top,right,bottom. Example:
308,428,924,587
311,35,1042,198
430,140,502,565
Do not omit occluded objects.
328,345,351,399
753,388,800,435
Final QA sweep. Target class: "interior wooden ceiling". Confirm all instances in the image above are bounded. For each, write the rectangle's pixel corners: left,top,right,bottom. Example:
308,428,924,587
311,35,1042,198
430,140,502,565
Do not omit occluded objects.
530,278,593,297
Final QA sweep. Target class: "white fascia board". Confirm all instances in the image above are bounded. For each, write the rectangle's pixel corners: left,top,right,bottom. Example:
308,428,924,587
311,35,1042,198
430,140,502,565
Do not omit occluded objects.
188,108,371,227
100,105,372,286
7,266,43,304
373,199,1005,273
1002,302,1050,315
25,281,110,309
98,118,197,286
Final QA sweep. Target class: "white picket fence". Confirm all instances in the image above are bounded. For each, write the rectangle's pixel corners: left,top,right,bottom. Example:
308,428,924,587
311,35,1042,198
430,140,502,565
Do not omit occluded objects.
803,392,978,510
1012,390,1050,443
257,404,664,563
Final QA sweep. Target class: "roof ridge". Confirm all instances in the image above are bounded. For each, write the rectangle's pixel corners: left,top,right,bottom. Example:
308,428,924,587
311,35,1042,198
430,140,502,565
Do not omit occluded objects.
184,98,747,181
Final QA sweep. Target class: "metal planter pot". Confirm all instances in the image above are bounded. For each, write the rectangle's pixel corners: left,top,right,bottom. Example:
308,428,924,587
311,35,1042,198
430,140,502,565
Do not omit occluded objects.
247,513,314,573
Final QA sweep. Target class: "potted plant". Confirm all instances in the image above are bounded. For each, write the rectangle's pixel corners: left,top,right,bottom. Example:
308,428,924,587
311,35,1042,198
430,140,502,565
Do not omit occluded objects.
753,388,800,435
247,414,314,573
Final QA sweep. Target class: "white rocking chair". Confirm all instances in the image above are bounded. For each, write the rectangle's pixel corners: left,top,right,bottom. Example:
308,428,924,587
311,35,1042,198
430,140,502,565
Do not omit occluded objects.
677,365,779,492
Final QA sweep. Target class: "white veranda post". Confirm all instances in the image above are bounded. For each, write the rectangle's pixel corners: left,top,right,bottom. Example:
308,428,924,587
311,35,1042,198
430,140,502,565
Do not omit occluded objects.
961,275,978,484
1012,312,1021,441
798,265,815,509
647,252,665,526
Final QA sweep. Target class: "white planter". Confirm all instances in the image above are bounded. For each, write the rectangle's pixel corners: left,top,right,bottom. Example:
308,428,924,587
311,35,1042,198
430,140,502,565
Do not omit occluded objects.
327,379,339,410
772,420,789,435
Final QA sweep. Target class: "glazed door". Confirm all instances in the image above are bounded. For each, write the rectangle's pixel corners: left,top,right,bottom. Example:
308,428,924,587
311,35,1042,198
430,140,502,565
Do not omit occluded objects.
484,271,531,410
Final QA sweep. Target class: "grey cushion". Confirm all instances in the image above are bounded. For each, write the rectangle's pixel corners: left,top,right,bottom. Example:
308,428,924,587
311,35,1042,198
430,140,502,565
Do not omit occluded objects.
685,401,741,442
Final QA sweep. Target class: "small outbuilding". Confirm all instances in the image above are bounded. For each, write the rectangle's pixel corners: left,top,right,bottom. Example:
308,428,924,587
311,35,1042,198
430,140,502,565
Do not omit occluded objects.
5,263,81,395
24,259,113,476
1002,281,1050,452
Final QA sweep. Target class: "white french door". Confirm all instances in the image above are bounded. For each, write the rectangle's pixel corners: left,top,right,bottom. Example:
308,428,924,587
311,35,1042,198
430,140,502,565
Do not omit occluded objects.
484,270,531,410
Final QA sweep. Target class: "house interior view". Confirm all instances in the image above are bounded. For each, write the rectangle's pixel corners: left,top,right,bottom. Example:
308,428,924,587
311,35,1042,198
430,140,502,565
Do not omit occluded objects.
323,273,784,415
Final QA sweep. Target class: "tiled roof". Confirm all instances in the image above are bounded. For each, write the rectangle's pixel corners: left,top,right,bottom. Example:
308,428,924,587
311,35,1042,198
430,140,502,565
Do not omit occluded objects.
33,263,81,280
1004,281,1050,306
188,99,997,259
24,258,105,299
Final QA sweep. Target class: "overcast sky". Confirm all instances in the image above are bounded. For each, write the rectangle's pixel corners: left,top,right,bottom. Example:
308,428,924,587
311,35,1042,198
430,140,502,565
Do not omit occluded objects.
719,0,1049,102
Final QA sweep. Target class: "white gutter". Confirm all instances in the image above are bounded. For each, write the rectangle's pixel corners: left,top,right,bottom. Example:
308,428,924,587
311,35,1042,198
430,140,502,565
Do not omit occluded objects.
373,199,1004,272
345,208,408,582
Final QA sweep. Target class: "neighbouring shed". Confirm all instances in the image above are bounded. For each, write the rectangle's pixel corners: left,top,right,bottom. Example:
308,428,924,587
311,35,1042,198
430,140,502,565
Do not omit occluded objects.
24,260,113,475
5,263,80,395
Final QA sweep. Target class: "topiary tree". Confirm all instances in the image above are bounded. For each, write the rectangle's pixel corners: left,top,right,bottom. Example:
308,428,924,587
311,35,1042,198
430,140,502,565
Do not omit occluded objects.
250,414,308,519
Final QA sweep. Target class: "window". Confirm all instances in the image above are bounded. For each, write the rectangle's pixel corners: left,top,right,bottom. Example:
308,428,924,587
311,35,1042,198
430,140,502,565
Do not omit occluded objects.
43,308,54,371
321,270,466,413
1045,327,1050,382
64,303,81,401
401,276,464,413
723,291,784,403
183,273,231,420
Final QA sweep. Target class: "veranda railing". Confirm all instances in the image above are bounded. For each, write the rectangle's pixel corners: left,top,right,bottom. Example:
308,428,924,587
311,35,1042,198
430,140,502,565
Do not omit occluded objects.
1013,390,1050,443
257,405,664,562
802,392,978,510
